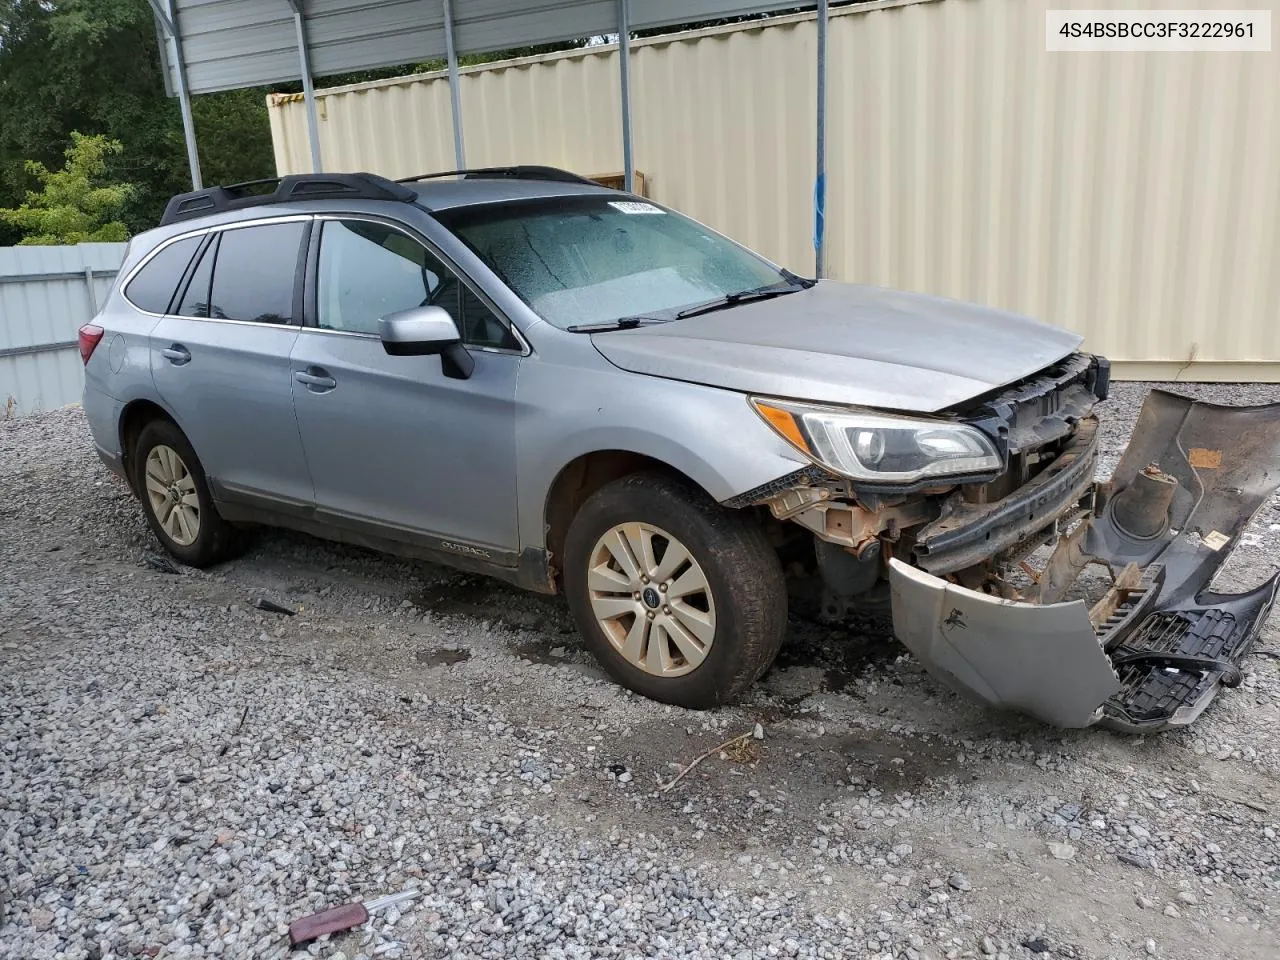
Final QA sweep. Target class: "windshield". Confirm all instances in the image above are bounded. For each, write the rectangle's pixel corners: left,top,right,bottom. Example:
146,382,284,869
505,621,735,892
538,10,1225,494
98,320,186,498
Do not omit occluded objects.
435,196,790,329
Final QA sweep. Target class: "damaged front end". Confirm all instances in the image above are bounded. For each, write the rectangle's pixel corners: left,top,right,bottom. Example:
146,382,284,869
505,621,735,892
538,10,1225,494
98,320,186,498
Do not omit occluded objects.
891,390,1280,732
745,356,1279,732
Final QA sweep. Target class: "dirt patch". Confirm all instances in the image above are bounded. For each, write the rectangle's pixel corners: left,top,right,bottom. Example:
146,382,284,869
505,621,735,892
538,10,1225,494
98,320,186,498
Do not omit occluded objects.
413,574,575,635
415,646,472,667
822,727,959,791
513,637,568,665
773,612,903,693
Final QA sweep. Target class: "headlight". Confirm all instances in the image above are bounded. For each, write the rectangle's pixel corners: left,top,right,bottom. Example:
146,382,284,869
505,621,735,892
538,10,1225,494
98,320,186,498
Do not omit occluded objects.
751,397,1003,484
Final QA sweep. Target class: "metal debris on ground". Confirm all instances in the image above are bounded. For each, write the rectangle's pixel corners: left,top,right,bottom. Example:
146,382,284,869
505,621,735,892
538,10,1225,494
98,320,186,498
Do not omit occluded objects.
142,552,181,574
288,889,421,946
252,597,297,616
217,706,250,758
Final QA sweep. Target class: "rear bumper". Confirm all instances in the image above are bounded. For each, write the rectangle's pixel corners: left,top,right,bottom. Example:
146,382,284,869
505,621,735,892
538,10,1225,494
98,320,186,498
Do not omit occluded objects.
96,444,127,482
889,389,1280,732
83,385,128,484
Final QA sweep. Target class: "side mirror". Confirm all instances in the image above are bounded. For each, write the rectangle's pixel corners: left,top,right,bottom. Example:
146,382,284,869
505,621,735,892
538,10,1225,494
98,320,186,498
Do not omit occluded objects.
379,306,458,355
378,305,474,379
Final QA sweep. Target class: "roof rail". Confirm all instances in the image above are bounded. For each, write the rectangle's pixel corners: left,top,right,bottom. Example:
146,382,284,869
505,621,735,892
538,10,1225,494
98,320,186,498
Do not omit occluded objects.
395,165,599,187
159,172,417,226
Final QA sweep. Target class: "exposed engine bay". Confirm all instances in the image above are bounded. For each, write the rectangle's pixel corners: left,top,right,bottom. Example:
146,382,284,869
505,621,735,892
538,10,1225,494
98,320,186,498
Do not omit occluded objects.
750,356,1280,732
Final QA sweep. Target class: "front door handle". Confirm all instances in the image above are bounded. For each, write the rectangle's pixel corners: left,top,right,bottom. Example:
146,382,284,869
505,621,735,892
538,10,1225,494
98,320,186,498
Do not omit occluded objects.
294,367,337,392
161,344,191,365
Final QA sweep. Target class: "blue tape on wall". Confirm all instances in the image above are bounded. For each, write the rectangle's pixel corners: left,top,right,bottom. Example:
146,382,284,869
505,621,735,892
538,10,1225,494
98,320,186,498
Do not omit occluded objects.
813,173,826,251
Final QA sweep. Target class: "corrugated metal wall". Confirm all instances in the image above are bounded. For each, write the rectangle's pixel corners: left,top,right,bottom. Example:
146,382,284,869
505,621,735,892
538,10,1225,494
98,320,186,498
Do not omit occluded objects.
269,0,1279,381
0,244,126,418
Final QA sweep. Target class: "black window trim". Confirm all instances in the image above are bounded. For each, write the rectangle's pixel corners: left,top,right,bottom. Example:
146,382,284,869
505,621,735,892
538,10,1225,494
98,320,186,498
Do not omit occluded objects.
303,213,530,356
170,231,217,318
120,214,314,327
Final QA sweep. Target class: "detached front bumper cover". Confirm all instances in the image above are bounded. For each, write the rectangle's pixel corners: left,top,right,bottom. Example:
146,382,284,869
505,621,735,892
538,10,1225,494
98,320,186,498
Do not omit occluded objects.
890,390,1280,732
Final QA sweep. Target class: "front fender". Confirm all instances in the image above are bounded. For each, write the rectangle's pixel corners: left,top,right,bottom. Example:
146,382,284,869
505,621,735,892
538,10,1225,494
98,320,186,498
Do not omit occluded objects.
515,357,808,551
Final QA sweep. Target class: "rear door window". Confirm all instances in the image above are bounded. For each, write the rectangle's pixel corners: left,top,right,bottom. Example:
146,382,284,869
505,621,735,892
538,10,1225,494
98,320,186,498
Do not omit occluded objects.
124,235,201,314
207,221,307,325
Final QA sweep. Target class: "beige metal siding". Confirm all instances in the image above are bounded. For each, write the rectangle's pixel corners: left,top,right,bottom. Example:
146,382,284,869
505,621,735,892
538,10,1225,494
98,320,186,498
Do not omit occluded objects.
268,0,1279,380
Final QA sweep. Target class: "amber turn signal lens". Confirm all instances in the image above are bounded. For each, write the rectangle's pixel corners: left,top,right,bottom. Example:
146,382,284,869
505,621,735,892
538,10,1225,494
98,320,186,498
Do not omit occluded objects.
751,400,811,454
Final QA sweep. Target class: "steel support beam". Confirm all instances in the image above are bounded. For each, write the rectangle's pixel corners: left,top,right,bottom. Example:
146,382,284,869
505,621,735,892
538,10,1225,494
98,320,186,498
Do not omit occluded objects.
443,0,467,169
287,0,323,172
814,0,829,278
150,0,203,190
145,0,175,36
617,0,635,193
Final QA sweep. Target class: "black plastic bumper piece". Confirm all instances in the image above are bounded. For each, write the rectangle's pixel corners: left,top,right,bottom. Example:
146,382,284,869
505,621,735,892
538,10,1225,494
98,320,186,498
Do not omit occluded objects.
1091,389,1280,731
1101,578,1279,731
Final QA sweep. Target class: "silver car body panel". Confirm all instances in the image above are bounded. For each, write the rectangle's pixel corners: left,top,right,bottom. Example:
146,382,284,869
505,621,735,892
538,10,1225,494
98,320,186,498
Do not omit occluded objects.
408,178,617,211
512,327,811,554
889,559,1123,728
589,281,1083,413
151,314,314,508
289,327,522,555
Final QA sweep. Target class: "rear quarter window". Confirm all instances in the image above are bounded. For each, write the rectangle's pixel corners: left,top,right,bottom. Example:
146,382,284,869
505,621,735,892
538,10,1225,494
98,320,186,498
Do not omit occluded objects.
124,235,202,314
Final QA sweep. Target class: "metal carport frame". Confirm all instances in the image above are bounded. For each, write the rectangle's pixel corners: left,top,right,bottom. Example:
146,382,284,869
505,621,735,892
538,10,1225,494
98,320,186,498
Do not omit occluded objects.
146,0,203,189
145,0,832,276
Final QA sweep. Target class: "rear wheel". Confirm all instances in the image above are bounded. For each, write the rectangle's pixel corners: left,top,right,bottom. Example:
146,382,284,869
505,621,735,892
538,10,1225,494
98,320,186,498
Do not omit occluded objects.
563,473,787,708
134,419,241,567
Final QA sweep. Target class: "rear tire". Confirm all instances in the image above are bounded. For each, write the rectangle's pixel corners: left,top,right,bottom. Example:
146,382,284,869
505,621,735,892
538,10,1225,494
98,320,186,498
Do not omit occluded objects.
563,472,787,709
134,419,242,567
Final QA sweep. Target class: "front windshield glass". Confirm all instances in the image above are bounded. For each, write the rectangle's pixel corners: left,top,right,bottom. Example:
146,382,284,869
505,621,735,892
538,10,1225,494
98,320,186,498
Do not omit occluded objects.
436,196,789,329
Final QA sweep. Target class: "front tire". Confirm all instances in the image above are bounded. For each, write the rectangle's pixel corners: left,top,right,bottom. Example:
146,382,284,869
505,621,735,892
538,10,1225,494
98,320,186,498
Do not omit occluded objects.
134,419,241,567
563,473,787,709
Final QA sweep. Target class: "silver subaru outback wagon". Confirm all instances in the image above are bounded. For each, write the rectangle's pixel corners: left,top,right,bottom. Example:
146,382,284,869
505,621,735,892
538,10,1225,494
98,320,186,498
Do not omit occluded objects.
80,167,1280,733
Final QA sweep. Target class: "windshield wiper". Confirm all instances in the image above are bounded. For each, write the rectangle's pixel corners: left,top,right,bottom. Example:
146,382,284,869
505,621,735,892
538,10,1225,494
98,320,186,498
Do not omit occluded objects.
565,316,664,333
781,268,818,288
674,281,804,320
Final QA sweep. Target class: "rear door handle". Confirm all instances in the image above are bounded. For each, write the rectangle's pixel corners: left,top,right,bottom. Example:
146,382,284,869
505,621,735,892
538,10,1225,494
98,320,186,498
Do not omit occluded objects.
294,367,337,392
161,344,191,365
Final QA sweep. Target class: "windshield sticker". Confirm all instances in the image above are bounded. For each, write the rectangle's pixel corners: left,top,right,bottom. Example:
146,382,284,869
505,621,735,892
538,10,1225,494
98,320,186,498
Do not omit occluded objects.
608,201,665,215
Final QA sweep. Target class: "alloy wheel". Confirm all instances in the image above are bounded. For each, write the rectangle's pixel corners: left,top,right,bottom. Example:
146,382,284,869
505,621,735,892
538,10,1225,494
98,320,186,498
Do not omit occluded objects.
144,444,201,547
586,521,717,677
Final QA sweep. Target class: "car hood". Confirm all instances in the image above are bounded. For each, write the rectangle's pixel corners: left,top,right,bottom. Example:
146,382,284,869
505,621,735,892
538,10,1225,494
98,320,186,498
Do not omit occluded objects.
589,281,1083,413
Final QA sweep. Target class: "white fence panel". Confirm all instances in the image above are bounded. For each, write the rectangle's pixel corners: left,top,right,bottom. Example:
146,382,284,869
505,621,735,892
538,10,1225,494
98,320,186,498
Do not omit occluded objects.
0,243,127,418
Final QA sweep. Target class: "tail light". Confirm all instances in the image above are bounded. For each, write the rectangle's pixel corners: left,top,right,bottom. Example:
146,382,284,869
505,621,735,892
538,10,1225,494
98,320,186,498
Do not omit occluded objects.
78,324,104,365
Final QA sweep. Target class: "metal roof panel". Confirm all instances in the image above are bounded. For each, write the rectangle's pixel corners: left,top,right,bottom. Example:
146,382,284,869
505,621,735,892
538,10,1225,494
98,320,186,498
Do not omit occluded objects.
162,0,815,95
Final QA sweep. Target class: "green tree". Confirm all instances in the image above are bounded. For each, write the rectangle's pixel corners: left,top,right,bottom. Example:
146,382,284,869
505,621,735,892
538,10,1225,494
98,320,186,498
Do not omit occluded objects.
0,0,616,244
0,0,275,236
0,133,135,244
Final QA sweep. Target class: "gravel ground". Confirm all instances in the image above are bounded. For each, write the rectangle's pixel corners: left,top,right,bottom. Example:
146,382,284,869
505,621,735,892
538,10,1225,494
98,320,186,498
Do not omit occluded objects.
2,381,1279,960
